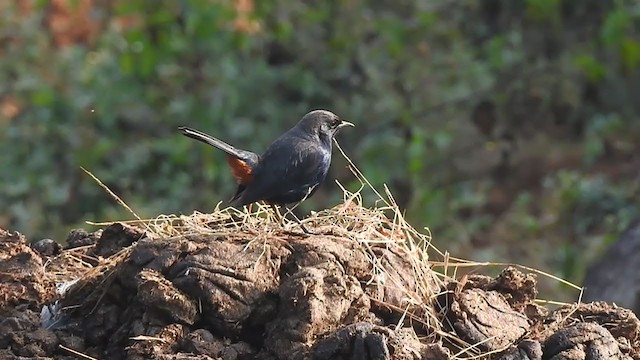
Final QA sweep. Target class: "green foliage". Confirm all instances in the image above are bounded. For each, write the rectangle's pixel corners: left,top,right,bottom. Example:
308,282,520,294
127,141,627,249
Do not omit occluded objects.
601,2,640,71
583,113,624,164
574,54,607,82
526,0,561,24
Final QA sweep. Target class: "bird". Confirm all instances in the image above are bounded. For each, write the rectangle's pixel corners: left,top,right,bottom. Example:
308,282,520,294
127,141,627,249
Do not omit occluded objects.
178,110,354,228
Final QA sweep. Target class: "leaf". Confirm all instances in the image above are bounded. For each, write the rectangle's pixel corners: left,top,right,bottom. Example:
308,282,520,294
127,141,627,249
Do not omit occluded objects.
574,54,607,82
620,37,640,72
600,7,630,48
31,88,55,106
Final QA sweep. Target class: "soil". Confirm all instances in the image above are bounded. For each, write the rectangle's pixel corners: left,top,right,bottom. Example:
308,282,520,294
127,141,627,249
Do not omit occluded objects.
1,223,639,360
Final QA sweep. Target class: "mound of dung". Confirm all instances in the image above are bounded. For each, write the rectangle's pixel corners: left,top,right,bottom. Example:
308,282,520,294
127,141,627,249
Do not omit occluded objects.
0,201,639,359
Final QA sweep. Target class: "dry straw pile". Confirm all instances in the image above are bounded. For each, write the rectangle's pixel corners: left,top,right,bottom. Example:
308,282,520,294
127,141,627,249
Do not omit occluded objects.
73,144,584,359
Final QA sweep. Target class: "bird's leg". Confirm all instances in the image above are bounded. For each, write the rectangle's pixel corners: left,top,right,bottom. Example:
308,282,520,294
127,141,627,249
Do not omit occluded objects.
283,185,314,217
269,203,311,234
281,186,316,234
283,206,313,234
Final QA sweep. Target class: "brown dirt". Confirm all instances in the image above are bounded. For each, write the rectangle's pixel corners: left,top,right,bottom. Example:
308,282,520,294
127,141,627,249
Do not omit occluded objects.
1,211,639,359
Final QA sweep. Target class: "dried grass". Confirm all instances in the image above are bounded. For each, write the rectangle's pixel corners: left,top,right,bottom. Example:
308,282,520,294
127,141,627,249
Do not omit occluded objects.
69,141,583,359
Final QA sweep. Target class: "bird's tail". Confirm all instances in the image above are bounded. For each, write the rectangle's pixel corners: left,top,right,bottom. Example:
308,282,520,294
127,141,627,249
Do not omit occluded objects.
178,126,259,165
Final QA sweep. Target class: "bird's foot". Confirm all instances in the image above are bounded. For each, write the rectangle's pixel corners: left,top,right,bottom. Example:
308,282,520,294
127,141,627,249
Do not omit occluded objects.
282,222,316,236
299,223,316,235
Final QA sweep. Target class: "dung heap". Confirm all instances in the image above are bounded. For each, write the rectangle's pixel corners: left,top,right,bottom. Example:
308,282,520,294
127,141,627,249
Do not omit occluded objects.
1,192,638,359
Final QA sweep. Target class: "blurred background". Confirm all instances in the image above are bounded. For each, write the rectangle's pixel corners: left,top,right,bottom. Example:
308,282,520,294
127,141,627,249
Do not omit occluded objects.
1,0,639,303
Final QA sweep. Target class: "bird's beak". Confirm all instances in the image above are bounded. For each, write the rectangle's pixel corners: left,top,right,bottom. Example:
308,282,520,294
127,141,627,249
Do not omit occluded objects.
338,120,355,128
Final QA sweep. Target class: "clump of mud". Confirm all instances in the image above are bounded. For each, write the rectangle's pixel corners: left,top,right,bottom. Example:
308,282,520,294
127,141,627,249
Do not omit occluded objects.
0,199,638,360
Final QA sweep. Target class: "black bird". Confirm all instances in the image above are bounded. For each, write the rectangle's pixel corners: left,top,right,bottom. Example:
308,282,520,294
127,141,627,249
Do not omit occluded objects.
178,110,353,210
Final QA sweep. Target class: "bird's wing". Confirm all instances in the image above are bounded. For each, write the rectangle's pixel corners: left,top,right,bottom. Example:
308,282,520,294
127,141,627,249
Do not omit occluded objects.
233,137,331,205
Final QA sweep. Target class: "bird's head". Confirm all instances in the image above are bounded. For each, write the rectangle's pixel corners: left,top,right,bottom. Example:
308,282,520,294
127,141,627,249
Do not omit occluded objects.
298,110,354,139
